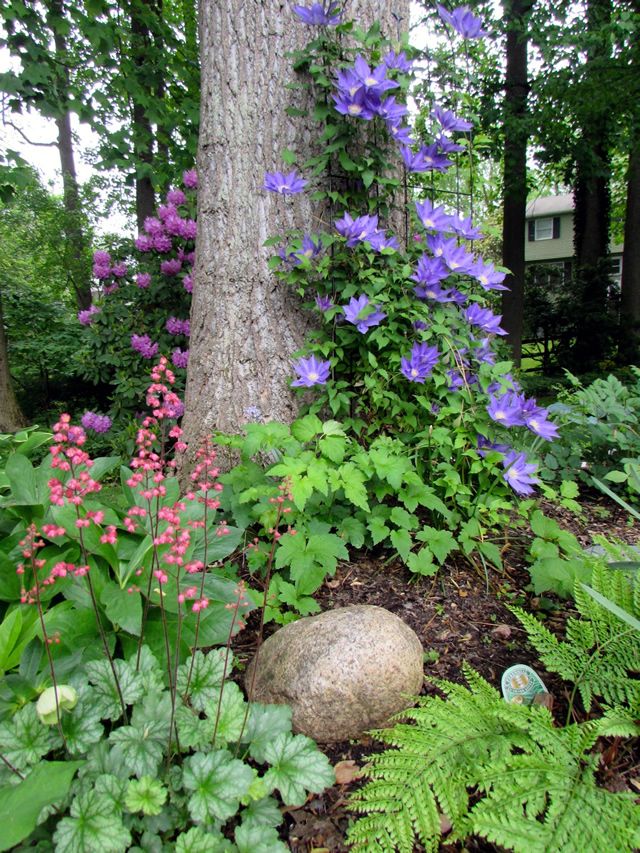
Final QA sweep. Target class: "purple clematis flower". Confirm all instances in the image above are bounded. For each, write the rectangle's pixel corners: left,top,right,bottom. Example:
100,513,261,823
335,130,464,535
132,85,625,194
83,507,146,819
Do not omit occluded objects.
383,50,414,73
487,391,526,427
464,304,507,335
449,214,484,240
414,281,460,303
431,105,473,133
401,145,451,173
390,124,416,146
315,294,334,311
476,434,509,458
415,199,451,232
292,2,342,25
263,170,308,195
473,336,497,365
333,87,376,120
440,241,476,275
520,398,560,441
377,96,409,127
401,342,439,383
335,212,379,246
469,258,508,291
427,233,458,257
343,294,387,333
437,4,488,38
435,133,465,154
502,450,539,496
412,254,449,285
353,55,399,97
293,234,323,264
292,354,331,386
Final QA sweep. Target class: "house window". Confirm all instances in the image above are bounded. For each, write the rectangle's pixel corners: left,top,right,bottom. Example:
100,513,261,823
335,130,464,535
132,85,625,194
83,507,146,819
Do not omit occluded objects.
528,216,561,241
608,256,622,290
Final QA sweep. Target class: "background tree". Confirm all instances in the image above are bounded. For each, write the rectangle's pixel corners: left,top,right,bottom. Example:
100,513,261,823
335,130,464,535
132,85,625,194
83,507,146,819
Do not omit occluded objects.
181,0,410,458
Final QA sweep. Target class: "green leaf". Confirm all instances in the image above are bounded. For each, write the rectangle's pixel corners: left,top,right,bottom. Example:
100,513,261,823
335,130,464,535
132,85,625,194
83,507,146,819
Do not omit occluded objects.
340,516,366,548
580,584,640,632
340,463,370,511
243,703,293,764
235,822,288,853
368,515,390,545
290,414,322,442
108,712,167,778
280,148,296,165
262,731,335,806
100,582,142,635
175,826,230,852
390,528,412,562
0,703,56,771
416,527,457,565
0,760,83,852
4,454,41,505
53,790,131,852
125,776,167,816
390,507,418,530
318,435,346,463
203,682,248,745
85,658,144,720
177,649,227,711
604,470,628,483
361,169,375,189
183,750,255,822
407,548,438,576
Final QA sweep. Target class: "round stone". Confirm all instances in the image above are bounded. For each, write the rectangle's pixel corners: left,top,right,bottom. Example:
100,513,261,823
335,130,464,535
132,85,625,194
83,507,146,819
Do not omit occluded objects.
245,604,424,743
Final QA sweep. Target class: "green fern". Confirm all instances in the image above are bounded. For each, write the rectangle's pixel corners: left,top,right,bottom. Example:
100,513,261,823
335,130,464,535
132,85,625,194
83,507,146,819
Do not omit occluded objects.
510,563,640,712
347,665,640,853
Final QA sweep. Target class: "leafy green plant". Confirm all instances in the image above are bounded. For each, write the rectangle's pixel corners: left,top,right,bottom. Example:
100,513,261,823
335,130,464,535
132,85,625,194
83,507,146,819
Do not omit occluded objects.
525,509,590,596
347,665,640,853
511,562,640,716
0,646,334,851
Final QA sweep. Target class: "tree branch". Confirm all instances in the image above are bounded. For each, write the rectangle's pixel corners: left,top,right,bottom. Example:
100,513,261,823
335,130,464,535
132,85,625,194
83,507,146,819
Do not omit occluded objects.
2,119,57,148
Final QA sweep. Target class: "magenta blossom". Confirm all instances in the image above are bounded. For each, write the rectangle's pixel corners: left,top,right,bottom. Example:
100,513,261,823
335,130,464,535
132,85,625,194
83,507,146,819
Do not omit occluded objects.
135,273,151,289
166,188,187,206
81,411,112,434
263,170,308,195
172,348,189,368
183,169,198,189
161,258,183,276
183,275,193,293
166,317,190,336
292,354,331,387
131,334,159,359
78,305,101,326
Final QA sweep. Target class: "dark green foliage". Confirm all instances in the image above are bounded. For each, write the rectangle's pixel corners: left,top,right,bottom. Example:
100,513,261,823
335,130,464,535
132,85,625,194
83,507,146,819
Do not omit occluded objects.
511,562,640,713
347,666,640,852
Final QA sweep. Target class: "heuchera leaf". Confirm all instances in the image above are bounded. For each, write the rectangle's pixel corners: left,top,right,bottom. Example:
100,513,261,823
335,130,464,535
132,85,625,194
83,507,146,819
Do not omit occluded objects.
235,822,288,853
174,826,230,852
183,750,255,823
0,760,83,852
242,703,293,764
177,649,227,712
262,731,335,806
0,703,56,771
85,658,144,720
53,790,131,853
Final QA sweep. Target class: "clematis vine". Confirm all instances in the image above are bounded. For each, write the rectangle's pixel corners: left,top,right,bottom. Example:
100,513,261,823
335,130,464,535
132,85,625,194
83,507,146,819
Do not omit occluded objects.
263,170,308,195
343,295,386,333
292,354,331,387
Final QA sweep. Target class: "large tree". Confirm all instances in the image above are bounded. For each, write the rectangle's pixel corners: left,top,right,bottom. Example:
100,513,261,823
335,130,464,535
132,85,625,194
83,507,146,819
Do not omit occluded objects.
180,0,410,457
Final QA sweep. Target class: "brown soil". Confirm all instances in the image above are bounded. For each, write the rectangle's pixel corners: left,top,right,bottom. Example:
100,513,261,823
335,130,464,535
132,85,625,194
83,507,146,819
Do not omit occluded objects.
234,495,640,852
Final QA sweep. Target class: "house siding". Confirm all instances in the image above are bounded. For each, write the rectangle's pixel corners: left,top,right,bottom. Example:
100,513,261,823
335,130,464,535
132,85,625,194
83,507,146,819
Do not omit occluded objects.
524,212,574,262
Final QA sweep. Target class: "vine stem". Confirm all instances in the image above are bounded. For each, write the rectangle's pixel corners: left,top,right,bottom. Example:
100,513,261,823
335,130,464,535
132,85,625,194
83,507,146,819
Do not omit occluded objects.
0,752,24,779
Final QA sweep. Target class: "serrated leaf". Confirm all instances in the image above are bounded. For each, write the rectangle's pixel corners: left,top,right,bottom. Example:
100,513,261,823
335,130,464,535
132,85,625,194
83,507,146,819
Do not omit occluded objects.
85,658,144,720
235,822,288,853
318,435,346,463
416,526,457,565
177,649,227,712
125,776,167,815
175,826,230,852
262,731,335,806
368,515,390,545
183,750,255,822
340,516,366,548
0,761,83,852
0,703,56,771
203,681,247,745
240,795,283,828
290,414,322,442
243,703,293,764
407,548,438,576
390,528,412,562
53,790,131,852
108,715,166,778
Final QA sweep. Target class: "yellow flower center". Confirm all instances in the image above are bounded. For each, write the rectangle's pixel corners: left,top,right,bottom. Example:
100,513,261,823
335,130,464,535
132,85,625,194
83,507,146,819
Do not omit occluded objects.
309,371,318,381
348,104,362,115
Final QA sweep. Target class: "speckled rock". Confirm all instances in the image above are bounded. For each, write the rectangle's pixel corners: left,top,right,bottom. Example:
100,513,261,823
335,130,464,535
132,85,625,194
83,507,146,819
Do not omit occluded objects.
245,605,424,742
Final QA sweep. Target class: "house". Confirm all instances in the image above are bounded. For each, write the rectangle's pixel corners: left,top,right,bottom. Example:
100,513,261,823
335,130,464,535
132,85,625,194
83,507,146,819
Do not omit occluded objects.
524,194,623,289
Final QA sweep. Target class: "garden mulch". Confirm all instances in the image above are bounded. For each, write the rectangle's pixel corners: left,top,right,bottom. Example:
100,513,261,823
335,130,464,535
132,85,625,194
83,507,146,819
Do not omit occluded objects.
233,495,640,852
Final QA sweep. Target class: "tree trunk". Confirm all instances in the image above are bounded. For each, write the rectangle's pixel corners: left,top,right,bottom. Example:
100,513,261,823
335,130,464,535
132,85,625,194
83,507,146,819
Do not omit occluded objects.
129,0,157,228
48,0,93,311
0,285,27,432
500,0,533,366
570,0,613,370
181,0,409,461
619,125,640,364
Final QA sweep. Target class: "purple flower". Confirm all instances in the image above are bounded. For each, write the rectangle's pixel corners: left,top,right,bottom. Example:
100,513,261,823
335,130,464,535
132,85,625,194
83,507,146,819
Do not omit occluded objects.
437,4,488,38
292,354,331,387
383,50,414,73
333,88,376,120
401,342,439,382
81,411,112,434
440,241,476,275
473,336,496,365
449,214,484,240
136,273,151,289
292,2,341,25
476,434,509,458
153,234,173,253
520,399,560,441
367,229,399,252
183,275,193,293
415,199,451,232
377,96,409,127
144,217,164,236
502,451,539,496
469,258,508,291
135,234,153,252
166,399,184,419
180,219,197,241
412,320,428,331
390,124,416,146
131,334,159,359
353,55,399,97
343,294,386,333
166,317,190,336
160,258,183,276
111,262,128,278
464,303,507,335
431,105,473,133
93,260,112,280
78,305,101,326
166,188,187,206
93,250,111,267
315,294,334,311
334,212,379,247
164,212,186,237
183,169,198,189
414,282,460,303
293,234,323,264
412,254,450,286
263,170,308,195
487,391,526,427
426,233,457,257
172,348,189,368
401,145,452,173
158,204,177,222
435,133,465,154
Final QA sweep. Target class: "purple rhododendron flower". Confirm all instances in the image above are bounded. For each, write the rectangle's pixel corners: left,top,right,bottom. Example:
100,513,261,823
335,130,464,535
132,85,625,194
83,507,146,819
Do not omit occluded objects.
135,234,153,252
383,50,414,73
183,169,198,189
469,258,508,291
153,234,173,253
81,411,112,434
437,4,488,38
343,294,386,333
263,169,308,195
78,305,101,326
464,304,507,335
144,217,164,236
166,317,190,336
111,262,128,278
158,204,177,222
415,199,451,232
502,450,539,496
166,188,186,207
315,294,334,311
487,391,526,427
136,273,151,289
292,354,331,386
292,2,341,25
181,219,197,240
183,275,193,293
401,342,439,383
131,334,159,359
161,258,183,276
172,348,189,368
93,250,111,267
431,105,473,133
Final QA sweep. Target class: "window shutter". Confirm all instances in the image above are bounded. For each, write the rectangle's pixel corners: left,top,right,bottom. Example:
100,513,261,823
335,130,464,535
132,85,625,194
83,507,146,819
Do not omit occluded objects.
552,216,560,238
528,220,535,241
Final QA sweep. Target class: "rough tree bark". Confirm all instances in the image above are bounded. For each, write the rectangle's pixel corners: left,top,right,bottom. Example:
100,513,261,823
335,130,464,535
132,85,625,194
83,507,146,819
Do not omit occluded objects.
180,0,409,460
0,286,27,432
129,0,158,228
619,126,640,364
500,0,533,366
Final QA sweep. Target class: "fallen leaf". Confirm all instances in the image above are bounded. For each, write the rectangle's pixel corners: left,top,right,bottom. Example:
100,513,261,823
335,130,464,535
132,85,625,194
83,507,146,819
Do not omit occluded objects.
334,759,362,784
491,624,512,640
439,812,453,834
